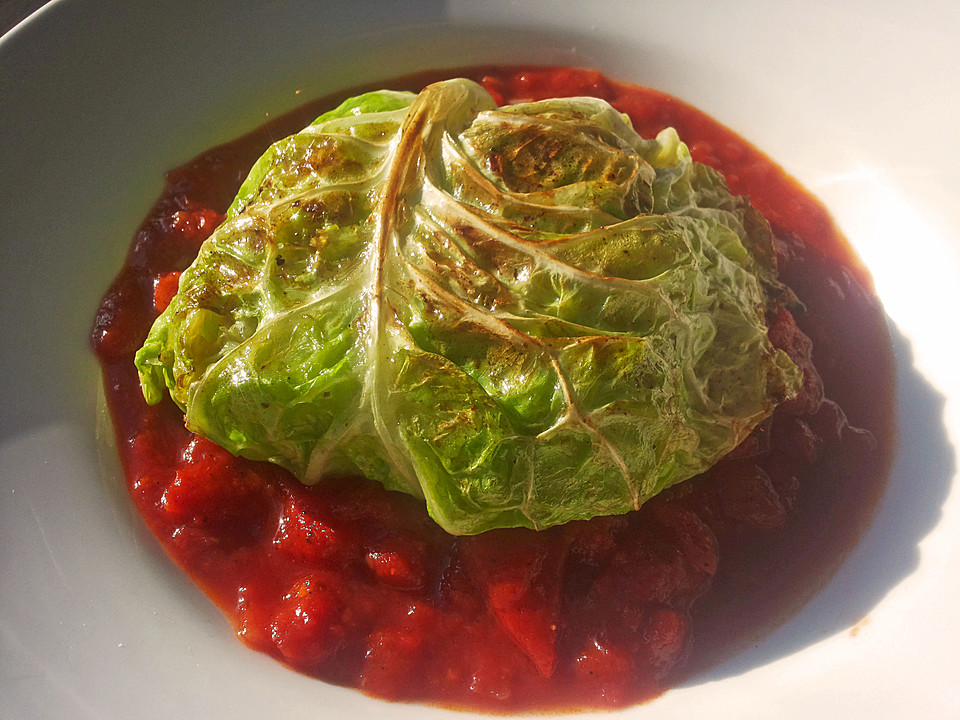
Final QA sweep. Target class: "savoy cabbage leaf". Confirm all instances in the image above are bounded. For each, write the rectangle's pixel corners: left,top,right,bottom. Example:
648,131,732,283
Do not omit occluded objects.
136,79,801,534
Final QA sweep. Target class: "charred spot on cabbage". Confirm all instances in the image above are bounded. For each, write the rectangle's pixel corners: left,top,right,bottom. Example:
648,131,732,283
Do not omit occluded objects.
135,78,802,535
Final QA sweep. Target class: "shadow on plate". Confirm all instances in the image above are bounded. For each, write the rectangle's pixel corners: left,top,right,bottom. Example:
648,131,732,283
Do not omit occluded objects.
682,318,954,685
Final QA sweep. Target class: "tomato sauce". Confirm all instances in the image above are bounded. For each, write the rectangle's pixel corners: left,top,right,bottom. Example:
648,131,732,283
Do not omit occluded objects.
91,67,895,711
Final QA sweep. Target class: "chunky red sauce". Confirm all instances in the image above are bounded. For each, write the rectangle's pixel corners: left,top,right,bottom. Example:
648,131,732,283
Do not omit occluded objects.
91,67,895,710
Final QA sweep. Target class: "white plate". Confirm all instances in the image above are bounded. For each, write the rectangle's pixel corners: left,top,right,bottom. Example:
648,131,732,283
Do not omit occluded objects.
2,1,959,718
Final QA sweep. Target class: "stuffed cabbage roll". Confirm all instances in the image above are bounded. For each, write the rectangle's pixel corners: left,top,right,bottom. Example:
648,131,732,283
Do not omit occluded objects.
135,79,801,535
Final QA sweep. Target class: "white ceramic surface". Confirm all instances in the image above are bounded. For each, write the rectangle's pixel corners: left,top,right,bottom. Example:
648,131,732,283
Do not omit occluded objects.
2,1,959,718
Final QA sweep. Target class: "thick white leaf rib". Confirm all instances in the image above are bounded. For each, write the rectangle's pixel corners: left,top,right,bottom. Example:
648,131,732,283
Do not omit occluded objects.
359,81,499,496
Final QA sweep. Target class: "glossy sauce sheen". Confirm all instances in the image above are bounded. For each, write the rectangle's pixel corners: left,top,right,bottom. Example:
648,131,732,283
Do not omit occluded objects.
92,67,895,710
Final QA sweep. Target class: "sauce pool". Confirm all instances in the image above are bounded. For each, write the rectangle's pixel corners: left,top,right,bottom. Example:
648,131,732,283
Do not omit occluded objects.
91,66,895,711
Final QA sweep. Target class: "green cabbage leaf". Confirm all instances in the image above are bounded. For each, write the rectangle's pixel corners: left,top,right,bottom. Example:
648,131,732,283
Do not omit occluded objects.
135,79,801,535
